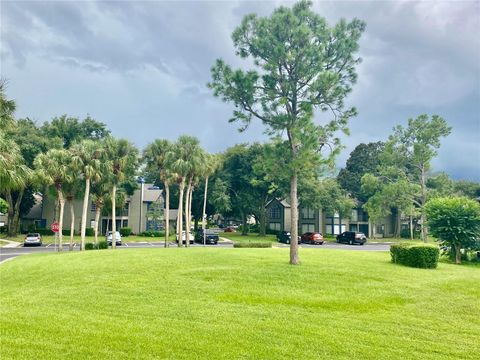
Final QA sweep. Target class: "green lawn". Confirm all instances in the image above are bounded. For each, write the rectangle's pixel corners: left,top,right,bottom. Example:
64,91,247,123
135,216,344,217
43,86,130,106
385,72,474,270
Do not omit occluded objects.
1,249,478,359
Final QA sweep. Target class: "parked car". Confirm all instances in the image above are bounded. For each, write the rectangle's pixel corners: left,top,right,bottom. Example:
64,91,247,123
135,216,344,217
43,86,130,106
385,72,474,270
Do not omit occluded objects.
176,231,194,245
277,231,301,244
336,231,367,245
195,229,219,245
106,231,122,246
23,233,42,247
301,232,324,245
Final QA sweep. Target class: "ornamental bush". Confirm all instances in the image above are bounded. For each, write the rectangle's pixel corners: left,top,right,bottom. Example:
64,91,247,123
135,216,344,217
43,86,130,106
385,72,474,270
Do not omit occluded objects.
85,228,94,237
35,228,54,235
233,241,272,248
120,227,132,237
140,231,164,237
390,242,439,269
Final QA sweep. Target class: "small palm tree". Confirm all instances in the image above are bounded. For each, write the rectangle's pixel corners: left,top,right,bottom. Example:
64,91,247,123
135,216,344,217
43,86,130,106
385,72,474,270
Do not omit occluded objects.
34,149,73,251
63,177,82,251
143,139,176,247
104,137,138,249
200,154,219,245
71,140,104,251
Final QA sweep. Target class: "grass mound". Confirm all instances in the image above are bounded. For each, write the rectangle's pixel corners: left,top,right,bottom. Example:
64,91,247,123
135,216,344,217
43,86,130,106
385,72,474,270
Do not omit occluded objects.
1,248,479,359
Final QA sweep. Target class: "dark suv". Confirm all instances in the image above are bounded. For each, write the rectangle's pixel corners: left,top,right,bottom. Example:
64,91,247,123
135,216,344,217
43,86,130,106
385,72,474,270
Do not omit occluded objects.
336,231,367,245
195,229,219,245
277,231,301,244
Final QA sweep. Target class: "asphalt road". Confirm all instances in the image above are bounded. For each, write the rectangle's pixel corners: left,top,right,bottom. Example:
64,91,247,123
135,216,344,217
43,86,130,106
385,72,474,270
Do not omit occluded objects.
0,241,390,263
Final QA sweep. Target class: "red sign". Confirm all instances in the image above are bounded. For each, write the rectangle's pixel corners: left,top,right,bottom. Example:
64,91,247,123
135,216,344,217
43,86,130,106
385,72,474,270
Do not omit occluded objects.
51,222,60,233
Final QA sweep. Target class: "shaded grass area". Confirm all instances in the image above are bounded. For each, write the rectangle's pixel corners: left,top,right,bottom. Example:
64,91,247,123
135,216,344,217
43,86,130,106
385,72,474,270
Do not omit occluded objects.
1,249,479,359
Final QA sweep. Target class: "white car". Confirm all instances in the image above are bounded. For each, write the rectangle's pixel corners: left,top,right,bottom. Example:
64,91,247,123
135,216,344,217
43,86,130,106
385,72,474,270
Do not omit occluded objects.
176,231,194,245
106,231,122,246
24,233,42,246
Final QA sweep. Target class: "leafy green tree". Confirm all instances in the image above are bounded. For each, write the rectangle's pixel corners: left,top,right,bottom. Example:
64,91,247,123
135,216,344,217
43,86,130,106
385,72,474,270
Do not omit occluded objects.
209,0,365,264
362,115,451,241
41,115,110,148
453,180,480,199
63,172,83,251
104,137,138,249
337,142,384,202
0,197,7,214
34,149,74,250
426,197,480,264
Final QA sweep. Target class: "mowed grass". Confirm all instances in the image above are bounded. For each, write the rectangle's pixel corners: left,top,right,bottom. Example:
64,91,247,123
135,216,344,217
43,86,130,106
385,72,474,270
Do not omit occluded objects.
1,249,479,359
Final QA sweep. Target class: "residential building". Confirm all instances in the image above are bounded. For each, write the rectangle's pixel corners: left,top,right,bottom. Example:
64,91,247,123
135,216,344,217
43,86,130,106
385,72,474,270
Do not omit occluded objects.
266,199,396,238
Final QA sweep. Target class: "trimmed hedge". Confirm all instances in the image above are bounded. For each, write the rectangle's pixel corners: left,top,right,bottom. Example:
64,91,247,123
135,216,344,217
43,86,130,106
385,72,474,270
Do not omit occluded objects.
35,228,54,236
233,241,272,248
390,242,439,269
85,228,94,237
120,227,132,237
140,231,165,237
85,241,108,250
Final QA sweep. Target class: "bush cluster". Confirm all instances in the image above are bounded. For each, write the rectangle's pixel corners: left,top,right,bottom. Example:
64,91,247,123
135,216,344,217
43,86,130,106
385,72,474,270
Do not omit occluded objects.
85,241,108,250
85,228,94,236
266,229,280,236
233,241,272,248
120,227,132,237
140,230,165,237
35,228,55,235
390,242,439,269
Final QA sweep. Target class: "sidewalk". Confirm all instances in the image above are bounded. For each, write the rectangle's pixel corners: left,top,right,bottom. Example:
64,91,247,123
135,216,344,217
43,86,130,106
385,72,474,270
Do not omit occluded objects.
0,239,21,248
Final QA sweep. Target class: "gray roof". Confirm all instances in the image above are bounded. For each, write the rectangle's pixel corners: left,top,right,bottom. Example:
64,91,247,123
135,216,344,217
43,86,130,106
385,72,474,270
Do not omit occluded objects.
143,185,163,202
266,198,291,208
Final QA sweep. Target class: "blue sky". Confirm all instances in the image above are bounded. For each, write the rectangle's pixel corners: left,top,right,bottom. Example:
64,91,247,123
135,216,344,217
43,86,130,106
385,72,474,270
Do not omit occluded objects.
1,0,479,180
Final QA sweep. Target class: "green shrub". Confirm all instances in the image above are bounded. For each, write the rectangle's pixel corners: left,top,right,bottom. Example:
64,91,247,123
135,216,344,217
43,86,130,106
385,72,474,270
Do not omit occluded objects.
390,242,439,269
85,228,94,236
266,229,280,236
97,241,108,249
85,243,96,250
120,227,132,237
35,228,54,235
27,224,37,232
140,231,164,237
233,241,272,248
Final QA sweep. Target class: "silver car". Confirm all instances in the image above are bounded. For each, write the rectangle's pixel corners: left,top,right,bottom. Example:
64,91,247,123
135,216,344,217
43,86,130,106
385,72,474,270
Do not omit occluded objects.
106,231,122,246
24,233,42,247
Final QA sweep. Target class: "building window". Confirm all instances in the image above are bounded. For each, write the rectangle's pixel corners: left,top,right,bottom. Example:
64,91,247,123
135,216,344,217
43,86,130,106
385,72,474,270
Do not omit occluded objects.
123,202,129,215
301,223,315,234
122,220,128,228
301,208,315,219
351,209,358,222
91,202,96,211
269,222,281,231
270,206,281,219
326,212,346,235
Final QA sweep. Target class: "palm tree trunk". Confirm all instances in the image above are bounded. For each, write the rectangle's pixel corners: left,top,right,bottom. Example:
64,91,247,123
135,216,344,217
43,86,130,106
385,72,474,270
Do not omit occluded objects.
164,183,169,248
80,177,90,251
177,179,185,247
58,190,65,252
111,184,117,250
69,199,75,251
11,189,24,236
188,185,194,247
409,216,413,240
184,178,192,247
290,172,299,265
5,191,14,237
202,176,208,245
94,205,101,245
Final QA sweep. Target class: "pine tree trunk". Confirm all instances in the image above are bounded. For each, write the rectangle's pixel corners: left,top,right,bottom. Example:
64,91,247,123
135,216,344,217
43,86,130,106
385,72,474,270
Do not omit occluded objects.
420,166,428,242
259,199,267,237
241,212,248,235
111,184,117,250
58,190,65,252
290,172,300,265
94,206,101,245
164,184,170,248
455,245,462,264
202,176,208,245
394,209,401,238
177,179,185,247
80,177,90,251
69,200,75,251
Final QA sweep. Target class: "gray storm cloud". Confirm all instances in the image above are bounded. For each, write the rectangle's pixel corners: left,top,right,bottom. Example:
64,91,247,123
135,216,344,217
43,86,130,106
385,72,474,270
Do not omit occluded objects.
1,0,479,180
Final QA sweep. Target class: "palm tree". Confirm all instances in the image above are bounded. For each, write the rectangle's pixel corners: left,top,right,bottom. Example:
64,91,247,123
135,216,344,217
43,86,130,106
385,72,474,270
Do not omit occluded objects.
34,149,73,251
0,132,31,237
71,140,103,251
0,80,16,130
143,139,176,247
201,154,219,245
63,177,82,251
104,137,138,249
